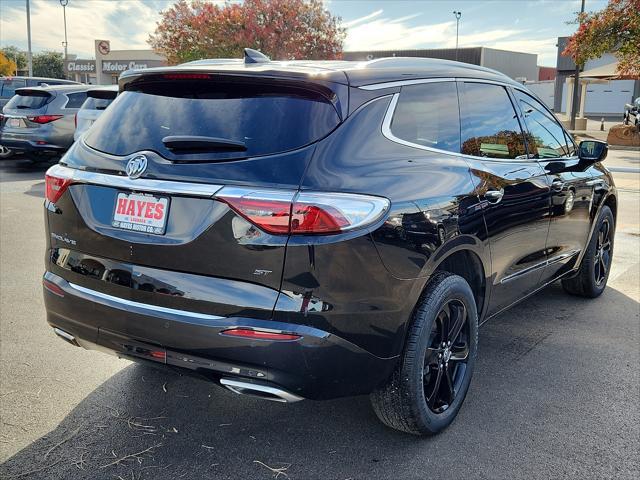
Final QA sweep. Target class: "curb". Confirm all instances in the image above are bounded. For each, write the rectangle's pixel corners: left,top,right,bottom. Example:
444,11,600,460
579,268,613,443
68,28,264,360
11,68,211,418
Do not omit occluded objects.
609,145,640,152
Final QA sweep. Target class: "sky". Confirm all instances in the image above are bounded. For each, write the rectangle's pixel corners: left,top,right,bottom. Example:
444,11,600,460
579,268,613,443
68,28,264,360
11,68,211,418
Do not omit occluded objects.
0,0,609,67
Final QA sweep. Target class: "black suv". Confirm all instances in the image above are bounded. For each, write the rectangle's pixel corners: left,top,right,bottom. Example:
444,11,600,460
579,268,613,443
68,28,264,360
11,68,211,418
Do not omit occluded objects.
43,52,616,435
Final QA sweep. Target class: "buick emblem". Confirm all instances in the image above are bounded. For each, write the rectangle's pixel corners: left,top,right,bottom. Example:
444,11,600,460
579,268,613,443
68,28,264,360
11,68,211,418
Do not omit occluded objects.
125,155,147,179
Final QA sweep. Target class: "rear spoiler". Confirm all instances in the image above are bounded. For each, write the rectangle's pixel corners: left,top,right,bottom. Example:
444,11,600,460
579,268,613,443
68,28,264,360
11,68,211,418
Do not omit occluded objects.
119,70,349,121
15,88,53,97
87,89,118,100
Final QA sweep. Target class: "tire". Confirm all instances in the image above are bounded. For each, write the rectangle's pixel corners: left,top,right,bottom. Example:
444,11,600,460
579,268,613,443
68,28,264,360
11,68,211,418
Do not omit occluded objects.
370,272,478,435
562,205,614,298
0,145,13,159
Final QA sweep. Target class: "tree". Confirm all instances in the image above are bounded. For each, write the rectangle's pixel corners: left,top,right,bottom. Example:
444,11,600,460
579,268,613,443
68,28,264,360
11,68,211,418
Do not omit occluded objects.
149,0,345,65
0,46,27,72
0,52,18,76
563,0,640,77
32,51,65,79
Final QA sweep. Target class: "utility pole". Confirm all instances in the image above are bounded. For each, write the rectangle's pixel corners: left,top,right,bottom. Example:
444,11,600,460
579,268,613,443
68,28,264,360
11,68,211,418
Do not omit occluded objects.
453,11,462,61
26,0,33,76
570,0,586,131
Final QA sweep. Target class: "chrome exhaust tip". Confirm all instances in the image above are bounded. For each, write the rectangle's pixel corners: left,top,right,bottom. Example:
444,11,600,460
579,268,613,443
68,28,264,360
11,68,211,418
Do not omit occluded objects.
53,327,79,346
220,378,304,403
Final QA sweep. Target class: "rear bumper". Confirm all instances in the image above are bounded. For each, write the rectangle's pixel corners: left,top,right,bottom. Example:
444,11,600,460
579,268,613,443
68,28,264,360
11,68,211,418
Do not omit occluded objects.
0,131,67,152
43,271,398,400
0,137,66,153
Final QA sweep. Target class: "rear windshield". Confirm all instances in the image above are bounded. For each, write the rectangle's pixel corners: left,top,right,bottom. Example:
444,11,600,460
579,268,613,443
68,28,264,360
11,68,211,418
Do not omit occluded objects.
80,96,115,111
5,91,52,110
1,79,27,99
85,79,340,160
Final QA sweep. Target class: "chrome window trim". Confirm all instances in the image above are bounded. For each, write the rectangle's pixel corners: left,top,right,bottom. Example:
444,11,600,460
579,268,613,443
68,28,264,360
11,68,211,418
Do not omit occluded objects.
380,80,570,163
359,77,456,91
382,92,469,158
69,282,225,321
48,163,223,198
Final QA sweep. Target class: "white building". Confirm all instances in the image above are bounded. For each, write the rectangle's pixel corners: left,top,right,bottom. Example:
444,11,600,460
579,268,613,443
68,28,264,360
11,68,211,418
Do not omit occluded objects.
553,37,639,119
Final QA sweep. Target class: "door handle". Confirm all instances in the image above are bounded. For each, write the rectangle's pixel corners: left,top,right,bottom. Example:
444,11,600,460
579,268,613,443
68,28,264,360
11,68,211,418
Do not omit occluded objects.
485,188,504,203
552,179,565,192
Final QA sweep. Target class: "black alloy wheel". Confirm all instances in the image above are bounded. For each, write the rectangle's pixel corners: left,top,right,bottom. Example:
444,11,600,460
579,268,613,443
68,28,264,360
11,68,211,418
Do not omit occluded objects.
594,218,612,287
423,299,470,413
370,272,478,435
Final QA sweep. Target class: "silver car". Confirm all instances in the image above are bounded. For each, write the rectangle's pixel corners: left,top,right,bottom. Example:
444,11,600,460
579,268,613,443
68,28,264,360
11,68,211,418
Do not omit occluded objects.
0,76,80,158
0,84,91,158
73,85,118,141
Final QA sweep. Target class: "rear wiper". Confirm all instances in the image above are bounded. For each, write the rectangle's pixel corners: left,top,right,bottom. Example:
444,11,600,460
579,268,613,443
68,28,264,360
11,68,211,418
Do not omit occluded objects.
16,105,30,109
162,135,247,152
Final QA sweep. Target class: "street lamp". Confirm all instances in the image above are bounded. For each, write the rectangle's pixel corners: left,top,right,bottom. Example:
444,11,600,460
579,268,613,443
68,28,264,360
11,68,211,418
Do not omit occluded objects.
570,0,586,131
452,11,462,61
26,0,33,76
60,0,69,65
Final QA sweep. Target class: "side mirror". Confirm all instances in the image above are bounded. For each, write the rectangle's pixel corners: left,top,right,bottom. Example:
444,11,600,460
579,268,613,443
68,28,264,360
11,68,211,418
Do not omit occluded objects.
578,140,608,163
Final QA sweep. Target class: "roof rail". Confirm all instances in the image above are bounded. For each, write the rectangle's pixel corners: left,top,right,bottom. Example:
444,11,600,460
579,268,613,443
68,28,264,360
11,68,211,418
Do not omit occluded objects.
244,48,270,64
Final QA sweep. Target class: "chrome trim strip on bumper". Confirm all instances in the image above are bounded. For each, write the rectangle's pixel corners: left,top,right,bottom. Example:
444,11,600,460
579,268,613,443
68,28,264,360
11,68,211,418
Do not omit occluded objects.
68,282,225,321
220,378,304,403
47,163,223,198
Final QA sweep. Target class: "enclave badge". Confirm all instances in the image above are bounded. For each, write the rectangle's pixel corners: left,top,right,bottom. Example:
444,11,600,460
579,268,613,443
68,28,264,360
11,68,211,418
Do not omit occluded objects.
125,154,148,179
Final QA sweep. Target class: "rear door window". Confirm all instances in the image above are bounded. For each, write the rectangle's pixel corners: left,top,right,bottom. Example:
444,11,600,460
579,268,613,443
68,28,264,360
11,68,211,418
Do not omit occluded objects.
65,92,88,109
4,91,52,110
459,82,527,159
85,78,341,160
81,96,115,111
1,79,27,99
390,82,461,153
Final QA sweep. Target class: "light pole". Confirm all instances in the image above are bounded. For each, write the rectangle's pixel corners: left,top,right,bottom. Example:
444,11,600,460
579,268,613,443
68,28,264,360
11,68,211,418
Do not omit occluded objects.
453,11,462,61
60,0,69,68
26,0,33,76
570,0,586,131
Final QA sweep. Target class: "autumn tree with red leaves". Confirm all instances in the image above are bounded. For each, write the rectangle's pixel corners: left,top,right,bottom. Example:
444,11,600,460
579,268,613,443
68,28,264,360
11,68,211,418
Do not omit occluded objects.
563,0,639,77
148,0,345,65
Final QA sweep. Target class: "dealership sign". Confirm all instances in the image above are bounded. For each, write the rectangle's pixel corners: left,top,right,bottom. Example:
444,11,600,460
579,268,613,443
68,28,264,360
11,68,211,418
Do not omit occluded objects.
101,60,165,73
65,60,96,73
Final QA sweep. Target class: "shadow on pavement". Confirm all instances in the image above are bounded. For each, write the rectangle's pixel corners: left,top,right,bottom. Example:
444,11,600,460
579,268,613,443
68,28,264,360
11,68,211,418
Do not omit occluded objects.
0,156,58,184
1,284,638,479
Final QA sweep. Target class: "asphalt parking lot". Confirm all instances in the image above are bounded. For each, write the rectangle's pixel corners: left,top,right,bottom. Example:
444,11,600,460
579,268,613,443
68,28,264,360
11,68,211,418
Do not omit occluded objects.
0,151,638,479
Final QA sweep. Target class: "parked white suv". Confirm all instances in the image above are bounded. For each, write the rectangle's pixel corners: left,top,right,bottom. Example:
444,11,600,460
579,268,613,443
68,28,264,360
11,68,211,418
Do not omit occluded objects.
74,85,118,141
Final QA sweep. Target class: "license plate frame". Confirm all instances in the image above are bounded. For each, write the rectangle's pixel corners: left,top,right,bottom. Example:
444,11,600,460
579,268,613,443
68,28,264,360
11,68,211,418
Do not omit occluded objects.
112,192,170,235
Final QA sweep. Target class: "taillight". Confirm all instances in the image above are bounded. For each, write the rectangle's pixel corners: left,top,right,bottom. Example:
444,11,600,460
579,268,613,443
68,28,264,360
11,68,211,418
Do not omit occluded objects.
218,188,295,235
218,187,389,235
220,328,301,341
74,112,77,128
45,172,72,203
43,278,65,297
221,197,292,234
28,115,63,124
